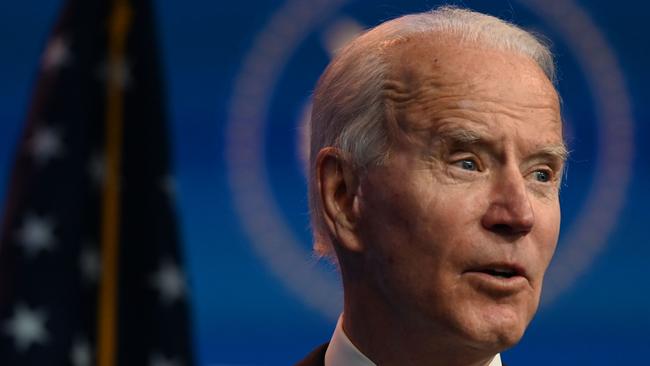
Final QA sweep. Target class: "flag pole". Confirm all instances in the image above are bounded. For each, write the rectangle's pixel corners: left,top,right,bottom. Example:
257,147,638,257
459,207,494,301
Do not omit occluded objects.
98,1,132,365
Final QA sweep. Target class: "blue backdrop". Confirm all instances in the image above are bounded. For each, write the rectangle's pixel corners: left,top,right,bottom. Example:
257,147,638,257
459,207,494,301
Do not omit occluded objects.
0,0,648,365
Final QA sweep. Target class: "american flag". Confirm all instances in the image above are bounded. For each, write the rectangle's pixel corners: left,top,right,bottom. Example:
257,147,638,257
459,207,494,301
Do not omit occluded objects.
0,0,195,365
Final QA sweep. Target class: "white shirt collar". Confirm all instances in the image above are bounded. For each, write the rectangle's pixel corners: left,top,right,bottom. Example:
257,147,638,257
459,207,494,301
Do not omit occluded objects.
324,314,502,366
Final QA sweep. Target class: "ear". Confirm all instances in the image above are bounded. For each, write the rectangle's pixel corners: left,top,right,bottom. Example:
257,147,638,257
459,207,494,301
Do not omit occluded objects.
316,147,364,252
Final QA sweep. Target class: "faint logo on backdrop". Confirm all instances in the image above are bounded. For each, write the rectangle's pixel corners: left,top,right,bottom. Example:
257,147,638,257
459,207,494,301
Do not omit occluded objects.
226,0,634,320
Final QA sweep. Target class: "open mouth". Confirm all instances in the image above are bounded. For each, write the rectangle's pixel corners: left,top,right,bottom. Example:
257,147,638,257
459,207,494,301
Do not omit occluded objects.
467,263,526,280
480,268,518,279
464,263,529,292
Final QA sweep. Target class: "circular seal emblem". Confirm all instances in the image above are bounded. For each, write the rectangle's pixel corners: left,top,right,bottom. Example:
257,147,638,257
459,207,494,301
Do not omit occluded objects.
226,0,634,320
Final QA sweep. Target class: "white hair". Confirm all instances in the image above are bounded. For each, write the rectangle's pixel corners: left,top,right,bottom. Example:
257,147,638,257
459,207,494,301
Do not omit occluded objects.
309,6,556,259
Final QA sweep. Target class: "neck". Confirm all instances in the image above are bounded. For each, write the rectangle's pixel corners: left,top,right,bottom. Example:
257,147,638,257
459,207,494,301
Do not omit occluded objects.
341,274,498,366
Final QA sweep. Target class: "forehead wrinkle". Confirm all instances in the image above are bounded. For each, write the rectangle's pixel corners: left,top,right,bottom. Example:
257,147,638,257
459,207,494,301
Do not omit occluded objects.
382,77,464,105
384,78,560,125
390,101,560,140
432,123,567,162
460,84,561,119
383,78,469,138
381,55,562,150
412,92,559,120
444,102,561,132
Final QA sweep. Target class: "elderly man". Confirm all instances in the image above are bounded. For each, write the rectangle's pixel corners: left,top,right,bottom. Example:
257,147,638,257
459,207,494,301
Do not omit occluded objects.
297,6,567,366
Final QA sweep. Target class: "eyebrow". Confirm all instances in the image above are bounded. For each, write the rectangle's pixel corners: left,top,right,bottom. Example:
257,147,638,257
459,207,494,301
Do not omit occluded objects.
535,144,570,164
436,128,483,145
435,127,569,163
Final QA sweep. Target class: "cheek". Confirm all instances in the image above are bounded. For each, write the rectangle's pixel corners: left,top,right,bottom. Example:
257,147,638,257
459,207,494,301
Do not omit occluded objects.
359,173,487,304
360,164,489,270
533,201,561,266
359,174,446,291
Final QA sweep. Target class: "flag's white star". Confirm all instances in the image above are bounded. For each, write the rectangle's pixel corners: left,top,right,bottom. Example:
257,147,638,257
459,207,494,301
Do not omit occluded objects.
150,260,187,305
150,352,182,366
88,153,106,187
2,303,49,352
15,214,56,257
42,36,70,71
97,58,132,88
80,245,101,284
29,126,64,165
70,337,92,366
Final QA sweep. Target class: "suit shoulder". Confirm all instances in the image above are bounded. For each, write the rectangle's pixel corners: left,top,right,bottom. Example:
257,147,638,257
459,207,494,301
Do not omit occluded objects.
294,342,329,366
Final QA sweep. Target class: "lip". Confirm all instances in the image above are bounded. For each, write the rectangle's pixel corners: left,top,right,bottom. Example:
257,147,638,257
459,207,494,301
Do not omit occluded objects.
463,262,530,295
467,262,528,279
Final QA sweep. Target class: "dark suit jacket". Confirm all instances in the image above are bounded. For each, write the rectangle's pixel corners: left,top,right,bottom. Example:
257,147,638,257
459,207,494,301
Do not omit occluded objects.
294,342,508,366
294,343,328,366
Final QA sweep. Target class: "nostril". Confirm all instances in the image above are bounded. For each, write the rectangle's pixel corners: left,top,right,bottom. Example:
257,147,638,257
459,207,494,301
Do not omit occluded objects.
490,223,514,236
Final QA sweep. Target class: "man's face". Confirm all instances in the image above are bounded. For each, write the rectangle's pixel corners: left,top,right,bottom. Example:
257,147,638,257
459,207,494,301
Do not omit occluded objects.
354,38,564,351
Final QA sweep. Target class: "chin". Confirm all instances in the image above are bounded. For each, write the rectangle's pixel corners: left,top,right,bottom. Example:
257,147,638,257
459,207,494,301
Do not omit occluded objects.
482,319,527,350
450,300,535,353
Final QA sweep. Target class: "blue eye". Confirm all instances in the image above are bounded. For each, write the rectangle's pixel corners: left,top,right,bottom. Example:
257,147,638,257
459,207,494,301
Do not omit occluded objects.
459,159,478,171
534,170,551,182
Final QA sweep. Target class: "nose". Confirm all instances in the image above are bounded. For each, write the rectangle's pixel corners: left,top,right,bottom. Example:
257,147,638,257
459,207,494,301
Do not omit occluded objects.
481,167,535,237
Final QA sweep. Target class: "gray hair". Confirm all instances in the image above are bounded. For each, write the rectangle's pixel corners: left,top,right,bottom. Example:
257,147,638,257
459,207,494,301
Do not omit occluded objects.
309,6,556,259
